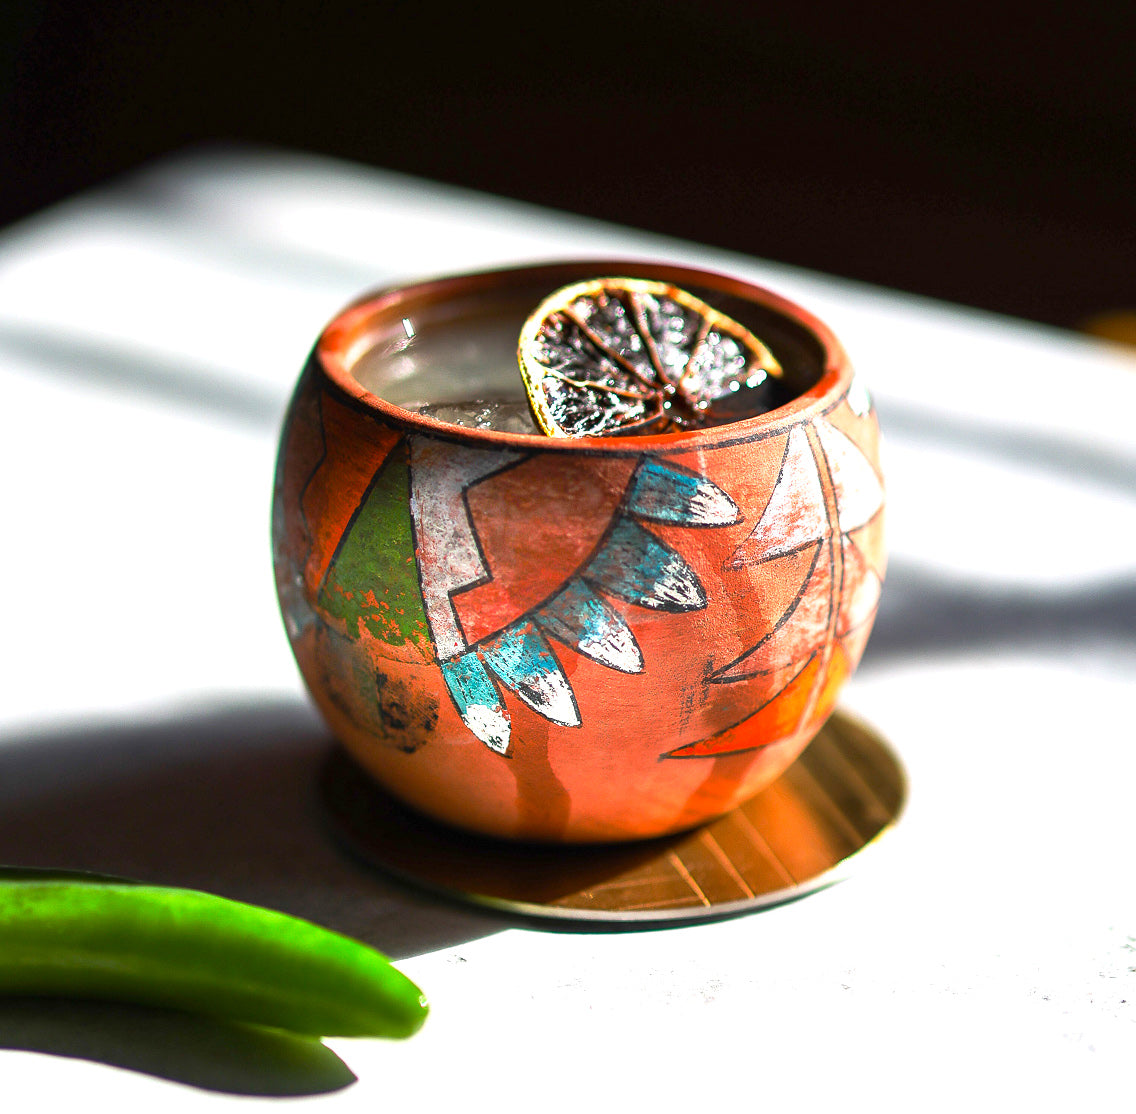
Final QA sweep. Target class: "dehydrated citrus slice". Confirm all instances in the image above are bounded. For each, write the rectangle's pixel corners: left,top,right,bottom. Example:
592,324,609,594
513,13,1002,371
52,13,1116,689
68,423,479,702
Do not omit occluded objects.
517,277,783,437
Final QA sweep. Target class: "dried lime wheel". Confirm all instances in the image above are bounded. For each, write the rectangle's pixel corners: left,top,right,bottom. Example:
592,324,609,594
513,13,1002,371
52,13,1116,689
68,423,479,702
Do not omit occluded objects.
517,277,783,437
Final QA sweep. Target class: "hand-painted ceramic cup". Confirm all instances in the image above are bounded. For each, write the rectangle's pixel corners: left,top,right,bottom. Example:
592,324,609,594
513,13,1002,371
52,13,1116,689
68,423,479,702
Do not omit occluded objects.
273,260,885,842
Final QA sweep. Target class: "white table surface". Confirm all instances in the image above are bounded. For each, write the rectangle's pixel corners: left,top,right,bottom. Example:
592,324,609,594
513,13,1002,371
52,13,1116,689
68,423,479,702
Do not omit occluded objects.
0,147,1134,1111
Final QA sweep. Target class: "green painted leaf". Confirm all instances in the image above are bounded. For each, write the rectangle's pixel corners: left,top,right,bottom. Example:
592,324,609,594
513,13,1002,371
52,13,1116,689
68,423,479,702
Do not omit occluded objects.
318,440,431,652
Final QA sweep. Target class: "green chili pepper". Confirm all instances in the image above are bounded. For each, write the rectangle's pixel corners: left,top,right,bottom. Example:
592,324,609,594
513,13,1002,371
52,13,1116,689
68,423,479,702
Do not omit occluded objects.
0,869,427,1039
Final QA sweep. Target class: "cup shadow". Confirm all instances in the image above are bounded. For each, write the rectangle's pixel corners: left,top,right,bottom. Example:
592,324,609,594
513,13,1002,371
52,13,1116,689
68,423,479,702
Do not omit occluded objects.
0,697,511,952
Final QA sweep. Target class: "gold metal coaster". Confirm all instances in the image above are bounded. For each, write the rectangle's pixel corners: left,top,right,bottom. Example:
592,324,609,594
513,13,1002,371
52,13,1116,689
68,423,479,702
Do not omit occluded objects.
320,709,905,925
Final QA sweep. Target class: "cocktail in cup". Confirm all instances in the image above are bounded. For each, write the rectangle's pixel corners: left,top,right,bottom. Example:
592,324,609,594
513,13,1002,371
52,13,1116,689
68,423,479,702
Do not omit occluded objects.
273,261,885,842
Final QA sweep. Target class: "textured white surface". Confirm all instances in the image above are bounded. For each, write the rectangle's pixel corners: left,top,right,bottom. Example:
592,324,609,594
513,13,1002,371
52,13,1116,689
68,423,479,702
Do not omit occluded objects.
0,148,1133,1110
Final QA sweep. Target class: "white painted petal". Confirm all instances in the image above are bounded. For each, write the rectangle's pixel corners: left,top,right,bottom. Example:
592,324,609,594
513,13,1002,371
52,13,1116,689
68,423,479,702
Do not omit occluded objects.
816,420,884,533
728,426,826,567
462,702,512,755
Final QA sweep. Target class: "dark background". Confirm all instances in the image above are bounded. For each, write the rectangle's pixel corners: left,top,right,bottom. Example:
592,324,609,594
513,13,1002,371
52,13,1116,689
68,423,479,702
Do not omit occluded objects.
1,1,1133,331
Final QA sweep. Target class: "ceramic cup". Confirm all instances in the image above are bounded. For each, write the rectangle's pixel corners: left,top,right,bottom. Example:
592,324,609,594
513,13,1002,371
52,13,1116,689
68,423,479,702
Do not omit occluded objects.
273,260,885,842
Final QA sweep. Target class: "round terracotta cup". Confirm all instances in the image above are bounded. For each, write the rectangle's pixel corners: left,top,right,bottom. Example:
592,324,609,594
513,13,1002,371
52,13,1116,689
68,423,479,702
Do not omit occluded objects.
273,261,885,843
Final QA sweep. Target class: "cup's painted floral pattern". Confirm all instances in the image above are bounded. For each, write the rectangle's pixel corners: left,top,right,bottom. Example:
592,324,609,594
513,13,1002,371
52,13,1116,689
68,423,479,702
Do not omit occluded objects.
272,263,885,841
276,375,883,841
416,448,739,754
670,413,883,757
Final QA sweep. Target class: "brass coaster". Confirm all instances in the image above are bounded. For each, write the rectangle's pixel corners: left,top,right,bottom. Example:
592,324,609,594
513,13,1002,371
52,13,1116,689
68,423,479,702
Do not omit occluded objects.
320,710,905,925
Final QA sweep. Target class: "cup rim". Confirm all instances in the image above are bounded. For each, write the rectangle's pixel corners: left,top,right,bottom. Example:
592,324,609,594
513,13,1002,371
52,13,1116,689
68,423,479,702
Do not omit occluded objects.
314,259,852,452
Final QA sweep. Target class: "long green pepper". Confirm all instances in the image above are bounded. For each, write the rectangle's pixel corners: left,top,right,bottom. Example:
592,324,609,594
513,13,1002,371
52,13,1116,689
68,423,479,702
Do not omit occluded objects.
0,870,428,1038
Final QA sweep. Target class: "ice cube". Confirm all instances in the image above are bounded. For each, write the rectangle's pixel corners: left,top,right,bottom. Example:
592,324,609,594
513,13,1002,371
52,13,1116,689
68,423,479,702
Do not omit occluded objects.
410,399,540,434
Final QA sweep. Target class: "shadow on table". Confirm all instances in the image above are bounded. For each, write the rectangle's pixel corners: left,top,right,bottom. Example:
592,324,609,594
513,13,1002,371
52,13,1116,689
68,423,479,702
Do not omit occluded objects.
0,698,507,1095
862,559,1136,668
859,398,1136,670
0,698,510,952
0,322,283,431
0,999,357,1097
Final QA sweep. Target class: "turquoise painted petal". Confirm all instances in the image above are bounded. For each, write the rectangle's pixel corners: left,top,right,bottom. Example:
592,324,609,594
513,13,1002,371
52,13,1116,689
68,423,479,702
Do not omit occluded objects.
627,459,740,526
585,518,707,612
482,623,581,728
535,578,644,674
441,653,511,755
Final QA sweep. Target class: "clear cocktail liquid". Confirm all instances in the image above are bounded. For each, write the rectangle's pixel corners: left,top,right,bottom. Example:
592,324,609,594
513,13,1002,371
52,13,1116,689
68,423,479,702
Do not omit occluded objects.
353,293,544,432
351,285,809,434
